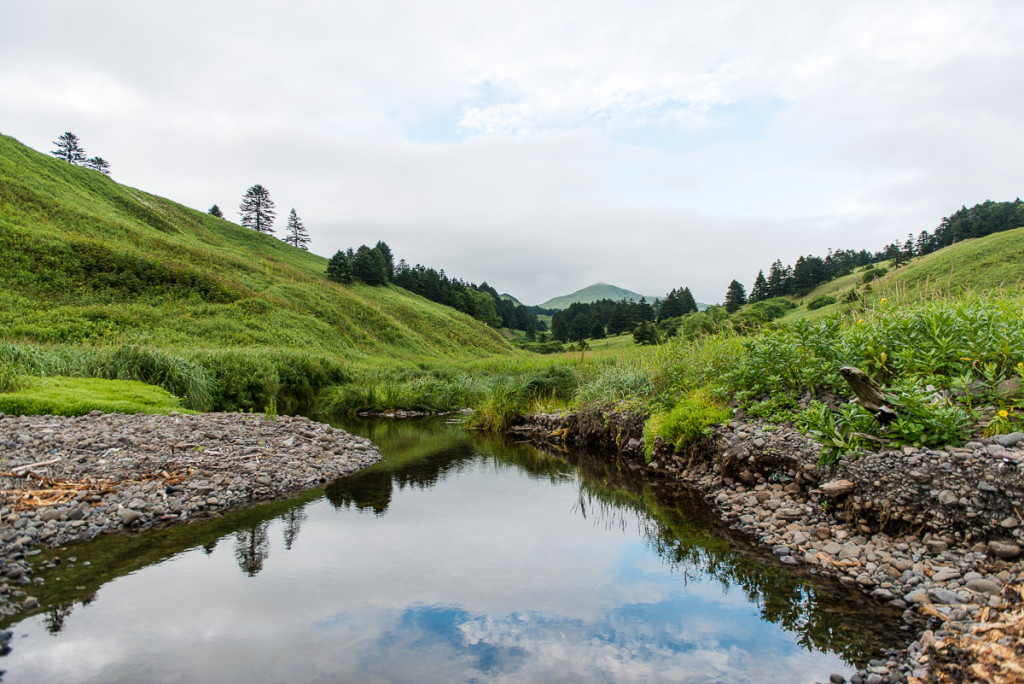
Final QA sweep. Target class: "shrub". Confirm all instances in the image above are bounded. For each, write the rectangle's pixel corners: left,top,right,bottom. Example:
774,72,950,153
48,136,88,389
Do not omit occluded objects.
807,295,837,311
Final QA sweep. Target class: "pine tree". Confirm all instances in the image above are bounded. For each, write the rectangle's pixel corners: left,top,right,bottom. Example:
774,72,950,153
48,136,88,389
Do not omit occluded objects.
239,184,276,233
284,208,310,250
679,287,698,314
51,132,86,164
208,205,224,218
85,156,110,175
326,250,353,283
724,279,746,313
749,270,769,302
373,241,394,280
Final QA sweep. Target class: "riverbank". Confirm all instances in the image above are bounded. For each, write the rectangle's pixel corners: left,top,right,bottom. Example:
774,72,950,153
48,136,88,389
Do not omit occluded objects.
0,410,380,622
514,410,1024,684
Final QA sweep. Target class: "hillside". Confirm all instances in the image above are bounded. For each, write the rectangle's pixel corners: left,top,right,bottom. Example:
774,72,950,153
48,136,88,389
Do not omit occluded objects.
776,226,1024,322
0,134,517,411
539,282,658,310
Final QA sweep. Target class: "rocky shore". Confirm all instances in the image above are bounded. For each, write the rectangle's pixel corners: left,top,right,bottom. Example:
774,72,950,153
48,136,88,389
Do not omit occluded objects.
0,410,380,622
513,411,1024,684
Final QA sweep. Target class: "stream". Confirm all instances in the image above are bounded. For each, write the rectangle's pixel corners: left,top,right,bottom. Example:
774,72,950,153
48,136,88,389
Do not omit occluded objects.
0,417,906,683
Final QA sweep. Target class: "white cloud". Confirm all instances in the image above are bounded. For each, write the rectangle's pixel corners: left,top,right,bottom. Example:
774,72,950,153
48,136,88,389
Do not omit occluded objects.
2,0,1023,303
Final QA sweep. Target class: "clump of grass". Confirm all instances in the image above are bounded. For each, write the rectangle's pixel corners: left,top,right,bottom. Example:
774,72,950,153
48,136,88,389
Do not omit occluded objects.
0,377,186,416
465,366,579,432
0,361,27,393
642,390,731,461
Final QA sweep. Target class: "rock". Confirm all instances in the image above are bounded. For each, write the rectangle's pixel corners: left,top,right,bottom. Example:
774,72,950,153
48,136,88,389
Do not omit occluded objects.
777,508,803,520
22,596,38,610
996,431,1024,448
928,588,964,605
937,490,958,506
926,540,948,554
819,480,855,498
118,509,144,527
830,675,846,684
824,542,843,555
995,378,1022,400
987,541,1022,560
966,578,1001,595
932,568,961,583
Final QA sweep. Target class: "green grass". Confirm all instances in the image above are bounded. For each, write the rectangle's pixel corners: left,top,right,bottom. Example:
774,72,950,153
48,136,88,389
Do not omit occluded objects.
0,376,186,416
0,133,521,412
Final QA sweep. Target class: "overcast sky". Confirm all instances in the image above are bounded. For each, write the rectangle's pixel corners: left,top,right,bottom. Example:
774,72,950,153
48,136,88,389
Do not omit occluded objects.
2,1,1022,304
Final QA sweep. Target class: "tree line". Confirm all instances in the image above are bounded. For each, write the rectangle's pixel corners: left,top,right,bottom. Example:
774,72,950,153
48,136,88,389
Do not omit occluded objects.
733,199,1024,306
549,287,700,343
325,244,543,335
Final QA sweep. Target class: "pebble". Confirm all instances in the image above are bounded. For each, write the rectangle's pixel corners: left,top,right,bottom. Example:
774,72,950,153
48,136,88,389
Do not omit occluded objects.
0,411,381,618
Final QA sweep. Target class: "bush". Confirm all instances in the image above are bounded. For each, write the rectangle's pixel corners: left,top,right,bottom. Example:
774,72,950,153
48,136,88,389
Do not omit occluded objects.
807,295,836,311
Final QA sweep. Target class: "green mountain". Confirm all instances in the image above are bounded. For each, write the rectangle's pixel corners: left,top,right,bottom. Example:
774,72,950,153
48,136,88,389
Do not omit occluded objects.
0,134,513,406
500,293,523,306
539,283,659,310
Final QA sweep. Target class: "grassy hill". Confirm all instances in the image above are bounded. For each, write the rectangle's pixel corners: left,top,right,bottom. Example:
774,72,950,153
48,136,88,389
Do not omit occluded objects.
775,227,1024,322
539,282,659,309
0,134,514,410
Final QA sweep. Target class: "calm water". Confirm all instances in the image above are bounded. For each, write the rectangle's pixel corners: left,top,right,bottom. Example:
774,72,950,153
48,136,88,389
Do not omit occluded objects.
0,418,904,683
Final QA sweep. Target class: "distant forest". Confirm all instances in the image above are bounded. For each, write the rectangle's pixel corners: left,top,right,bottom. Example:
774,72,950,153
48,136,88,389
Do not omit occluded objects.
325,243,545,337
323,199,1023,343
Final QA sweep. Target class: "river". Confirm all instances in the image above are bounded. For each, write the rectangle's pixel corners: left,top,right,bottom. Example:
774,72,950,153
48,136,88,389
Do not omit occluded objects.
0,417,905,683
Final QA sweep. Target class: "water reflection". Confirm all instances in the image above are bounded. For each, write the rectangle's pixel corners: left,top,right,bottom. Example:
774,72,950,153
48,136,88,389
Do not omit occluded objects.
0,417,907,683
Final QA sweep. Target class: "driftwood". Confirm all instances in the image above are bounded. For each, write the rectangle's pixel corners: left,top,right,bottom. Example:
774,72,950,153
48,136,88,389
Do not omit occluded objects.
839,366,898,425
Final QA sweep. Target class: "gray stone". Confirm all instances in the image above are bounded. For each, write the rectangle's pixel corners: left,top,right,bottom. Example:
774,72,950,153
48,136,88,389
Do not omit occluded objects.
823,542,843,556
926,540,948,554
928,588,964,605
996,431,1024,447
932,568,961,583
118,509,144,526
988,541,1022,559
966,578,1001,595
937,490,958,506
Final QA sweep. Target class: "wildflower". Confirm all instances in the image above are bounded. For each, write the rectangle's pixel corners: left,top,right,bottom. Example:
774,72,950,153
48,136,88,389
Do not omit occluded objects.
880,298,887,304
1018,361,1023,370
999,410,1009,418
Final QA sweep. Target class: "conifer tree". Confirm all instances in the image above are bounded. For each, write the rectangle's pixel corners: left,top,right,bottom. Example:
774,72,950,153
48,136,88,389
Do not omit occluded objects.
724,279,747,313
85,156,110,175
284,208,311,250
239,184,276,233
749,270,769,302
208,205,224,218
679,287,698,314
326,249,353,283
51,132,87,164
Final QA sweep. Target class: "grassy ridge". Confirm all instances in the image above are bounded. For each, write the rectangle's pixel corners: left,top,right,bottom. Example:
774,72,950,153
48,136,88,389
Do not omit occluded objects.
0,133,519,411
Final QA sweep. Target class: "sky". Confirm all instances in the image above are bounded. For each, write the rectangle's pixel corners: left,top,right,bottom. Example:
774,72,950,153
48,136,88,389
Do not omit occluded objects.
2,1,1023,305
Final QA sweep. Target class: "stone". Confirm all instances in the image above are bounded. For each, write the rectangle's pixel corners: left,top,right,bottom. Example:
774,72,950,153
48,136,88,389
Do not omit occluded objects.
966,578,1001,595
987,541,1022,560
819,480,856,498
926,540,948,554
118,509,144,527
932,568,961,583
937,490,958,506
996,431,1024,448
777,508,802,520
928,588,964,605
995,378,1022,400
823,542,843,556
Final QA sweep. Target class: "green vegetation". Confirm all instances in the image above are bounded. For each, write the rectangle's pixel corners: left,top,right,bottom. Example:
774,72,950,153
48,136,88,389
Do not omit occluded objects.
643,390,731,459
0,133,515,413
0,377,186,416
